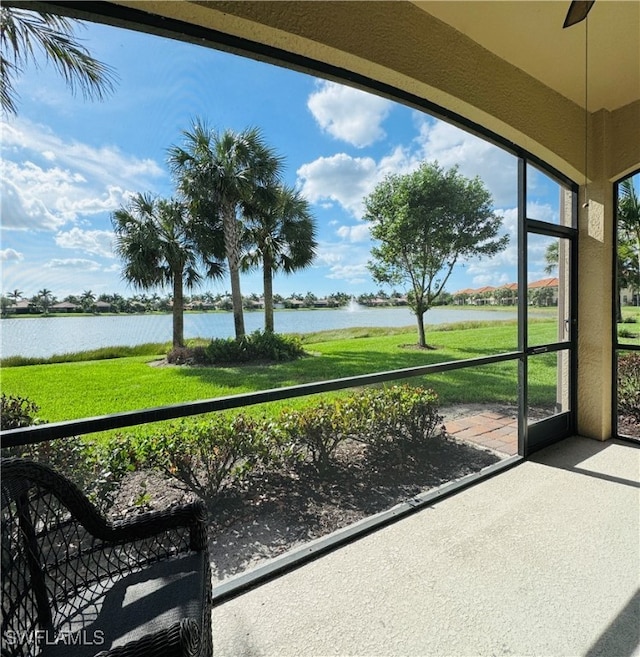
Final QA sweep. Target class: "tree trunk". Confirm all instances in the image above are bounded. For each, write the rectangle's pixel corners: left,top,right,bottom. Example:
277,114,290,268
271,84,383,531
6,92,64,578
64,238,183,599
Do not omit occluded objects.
229,265,245,338
172,272,184,348
263,254,274,332
616,291,623,324
223,206,245,339
416,312,426,348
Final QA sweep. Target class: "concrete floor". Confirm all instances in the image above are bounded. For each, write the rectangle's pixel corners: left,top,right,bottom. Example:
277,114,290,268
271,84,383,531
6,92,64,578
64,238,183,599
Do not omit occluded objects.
212,436,640,657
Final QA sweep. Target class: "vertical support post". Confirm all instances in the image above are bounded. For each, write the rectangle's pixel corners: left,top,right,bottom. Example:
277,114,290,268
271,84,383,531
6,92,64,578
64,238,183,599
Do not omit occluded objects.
577,110,614,439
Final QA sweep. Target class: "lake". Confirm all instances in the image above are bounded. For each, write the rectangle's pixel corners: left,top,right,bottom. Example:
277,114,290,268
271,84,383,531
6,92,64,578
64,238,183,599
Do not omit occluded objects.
0,306,518,359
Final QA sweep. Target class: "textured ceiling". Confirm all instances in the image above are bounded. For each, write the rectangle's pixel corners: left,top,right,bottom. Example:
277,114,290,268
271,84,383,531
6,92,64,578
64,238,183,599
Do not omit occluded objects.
412,0,639,112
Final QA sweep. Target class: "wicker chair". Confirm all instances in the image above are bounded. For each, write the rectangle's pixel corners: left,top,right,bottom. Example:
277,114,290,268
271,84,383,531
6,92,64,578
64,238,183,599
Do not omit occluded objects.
0,457,212,657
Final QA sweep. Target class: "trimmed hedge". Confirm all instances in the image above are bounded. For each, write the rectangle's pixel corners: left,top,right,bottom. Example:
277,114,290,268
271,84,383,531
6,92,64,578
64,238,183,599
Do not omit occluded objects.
1,385,444,508
127,384,444,497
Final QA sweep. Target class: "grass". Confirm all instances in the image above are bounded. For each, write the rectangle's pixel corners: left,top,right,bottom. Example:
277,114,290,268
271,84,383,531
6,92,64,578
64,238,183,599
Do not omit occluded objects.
0,343,171,368
618,305,640,342
1,319,560,431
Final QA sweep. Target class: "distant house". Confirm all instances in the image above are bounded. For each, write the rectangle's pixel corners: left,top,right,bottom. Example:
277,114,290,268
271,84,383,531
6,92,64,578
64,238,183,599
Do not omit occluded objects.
12,300,35,314
527,277,559,306
94,301,112,313
284,299,305,309
472,286,496,305
619,286,638,306
50,301,80,313
453,279,557,307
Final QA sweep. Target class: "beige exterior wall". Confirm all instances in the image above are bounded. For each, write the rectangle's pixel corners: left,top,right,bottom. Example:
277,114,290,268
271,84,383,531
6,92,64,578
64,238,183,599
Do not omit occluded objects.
117,0,639,439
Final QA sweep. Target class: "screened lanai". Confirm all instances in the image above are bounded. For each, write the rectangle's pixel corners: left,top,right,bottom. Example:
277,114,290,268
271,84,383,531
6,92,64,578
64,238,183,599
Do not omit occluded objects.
1,2,639,654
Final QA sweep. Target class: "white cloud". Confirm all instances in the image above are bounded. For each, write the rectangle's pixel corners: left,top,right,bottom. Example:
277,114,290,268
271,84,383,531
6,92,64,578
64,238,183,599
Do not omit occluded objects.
308,81,393,148
315,241,371,285
297,117,520,222
472,272,511,287
336,224,370,242
55,227,115,258
297,153,378,217
526,201,558,224
44,258,102,271
325,262,369,284
1,118,164,231
1,172,63,230
414,117,517,207
0,248,23,261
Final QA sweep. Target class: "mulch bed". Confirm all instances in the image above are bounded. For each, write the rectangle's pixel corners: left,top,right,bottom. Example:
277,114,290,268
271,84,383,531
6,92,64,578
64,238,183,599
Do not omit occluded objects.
110,434,501,582
618,414,640,438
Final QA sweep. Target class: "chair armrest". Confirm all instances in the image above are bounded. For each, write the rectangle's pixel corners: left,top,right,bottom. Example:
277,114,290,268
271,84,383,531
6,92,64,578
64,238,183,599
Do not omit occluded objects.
107,500,208,551
94,619,203,657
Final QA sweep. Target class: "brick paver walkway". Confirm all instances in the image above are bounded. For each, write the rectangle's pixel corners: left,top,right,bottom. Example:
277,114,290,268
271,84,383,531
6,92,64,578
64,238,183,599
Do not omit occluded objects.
443,411,518,456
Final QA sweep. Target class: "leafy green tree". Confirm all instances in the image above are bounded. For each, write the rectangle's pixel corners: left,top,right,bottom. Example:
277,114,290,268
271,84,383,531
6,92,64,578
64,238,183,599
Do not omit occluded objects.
1,296,12,317
243,184,317,331
169,118,283,339
0,7,116,115
617,177,640,313
364,162,507,347
112,193,223,347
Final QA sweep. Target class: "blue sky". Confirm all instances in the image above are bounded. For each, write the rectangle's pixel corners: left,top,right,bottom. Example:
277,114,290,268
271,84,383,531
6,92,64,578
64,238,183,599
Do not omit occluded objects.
1,17,573,301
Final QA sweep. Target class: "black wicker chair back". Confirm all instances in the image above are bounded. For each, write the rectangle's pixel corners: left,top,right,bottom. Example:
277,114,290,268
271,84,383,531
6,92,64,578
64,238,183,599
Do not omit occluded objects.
1,457,212,657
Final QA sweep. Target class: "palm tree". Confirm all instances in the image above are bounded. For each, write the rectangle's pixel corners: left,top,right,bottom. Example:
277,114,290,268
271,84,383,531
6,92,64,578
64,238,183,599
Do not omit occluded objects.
36,288,53,314
0,7,116,115
7,289,22,308
168,118,283,339
112,193,224,348
80,289,96,313
617,177,640,317
243,184,317,332
544,241,559,275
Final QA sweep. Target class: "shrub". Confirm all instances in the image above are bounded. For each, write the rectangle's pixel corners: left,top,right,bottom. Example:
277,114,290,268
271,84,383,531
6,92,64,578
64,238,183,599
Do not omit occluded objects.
166,331,306,366
136,415,273,500
166,345,208,365
353,385,444,463
281,385,443,470
30,385,443,507
1,436,120,510
618,327,638,339
205,330,306,364
0,393,41,429
280,400,351,472
618,352,640,423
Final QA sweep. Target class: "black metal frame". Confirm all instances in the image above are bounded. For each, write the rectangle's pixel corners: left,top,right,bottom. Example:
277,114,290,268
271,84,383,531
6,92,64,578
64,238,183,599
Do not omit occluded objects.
612,171,640,442
519,161,579,455
2,351,521,448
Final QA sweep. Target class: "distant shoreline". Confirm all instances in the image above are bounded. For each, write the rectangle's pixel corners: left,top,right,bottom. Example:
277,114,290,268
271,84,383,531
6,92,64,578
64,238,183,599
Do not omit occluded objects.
0,304,525,320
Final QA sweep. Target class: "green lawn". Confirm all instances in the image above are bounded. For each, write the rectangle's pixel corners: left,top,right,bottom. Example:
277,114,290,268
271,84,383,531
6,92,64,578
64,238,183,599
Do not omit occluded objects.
618,305,640,343
1,319,559,428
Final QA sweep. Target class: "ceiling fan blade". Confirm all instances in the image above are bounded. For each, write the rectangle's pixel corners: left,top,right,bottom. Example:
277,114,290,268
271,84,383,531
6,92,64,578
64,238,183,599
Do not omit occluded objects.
563,0,596,28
